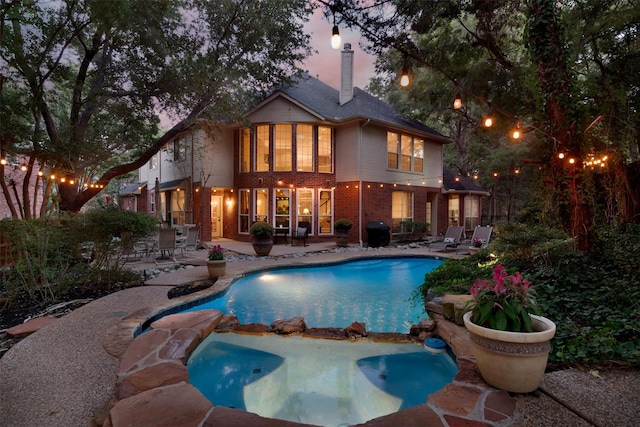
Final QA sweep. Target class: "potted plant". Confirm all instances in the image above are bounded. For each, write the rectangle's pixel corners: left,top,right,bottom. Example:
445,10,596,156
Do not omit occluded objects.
206,244,226,278
469,237,485,255
463,264,556,393
334,219,353,247
250,221,274,256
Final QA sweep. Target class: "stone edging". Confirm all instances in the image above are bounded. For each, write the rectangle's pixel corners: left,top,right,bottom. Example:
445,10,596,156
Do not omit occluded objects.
99,305,525,427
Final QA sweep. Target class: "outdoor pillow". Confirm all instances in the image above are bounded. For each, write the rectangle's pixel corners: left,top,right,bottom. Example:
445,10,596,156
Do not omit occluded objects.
444,237,455,243
297,227,306,236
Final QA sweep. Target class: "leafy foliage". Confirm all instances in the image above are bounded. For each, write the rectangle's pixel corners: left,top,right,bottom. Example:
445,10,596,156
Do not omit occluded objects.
466,264,540,332
0,208,155,308
250,221,274,238
0,0,313,214
418,224,640,366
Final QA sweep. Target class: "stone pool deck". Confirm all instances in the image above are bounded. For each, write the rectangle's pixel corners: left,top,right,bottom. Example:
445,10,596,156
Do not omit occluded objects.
1,240,639,426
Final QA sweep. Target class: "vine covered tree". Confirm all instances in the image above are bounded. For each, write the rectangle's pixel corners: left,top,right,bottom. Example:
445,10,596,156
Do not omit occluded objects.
0,0,313,216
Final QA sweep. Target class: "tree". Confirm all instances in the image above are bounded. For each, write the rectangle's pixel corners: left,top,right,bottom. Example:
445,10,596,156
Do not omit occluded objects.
0,0,313,215
327,0,640,248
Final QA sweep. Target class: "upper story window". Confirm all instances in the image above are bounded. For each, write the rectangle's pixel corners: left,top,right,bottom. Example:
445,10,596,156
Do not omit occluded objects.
387,132,399,169
318,126,332,173
297,124,313,172
274,124,292,171
240,129,250,173
242,124,334,173
173,138,187,161
388,132,423,173
414,139,424,173
255,125,270,172
149,153,158,170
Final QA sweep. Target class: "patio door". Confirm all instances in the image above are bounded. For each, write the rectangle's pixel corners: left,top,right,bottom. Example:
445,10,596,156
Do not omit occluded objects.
211,195,223,239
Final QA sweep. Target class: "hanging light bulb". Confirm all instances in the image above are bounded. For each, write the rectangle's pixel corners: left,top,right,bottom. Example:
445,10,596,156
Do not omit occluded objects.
400,66,410,87
511,121,522,139
483,116,493,128
453,93,462,109
331,25,341,50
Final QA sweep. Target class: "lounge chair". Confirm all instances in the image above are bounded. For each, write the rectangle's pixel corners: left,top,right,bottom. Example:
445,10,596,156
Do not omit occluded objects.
457,226,493,254
428,226,465,252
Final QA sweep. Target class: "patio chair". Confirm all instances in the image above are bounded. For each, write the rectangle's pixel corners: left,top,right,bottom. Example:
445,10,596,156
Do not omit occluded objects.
457,226,493,254
291,221,310,247
428,226,465,252
153,227,177,263
176,226,199,256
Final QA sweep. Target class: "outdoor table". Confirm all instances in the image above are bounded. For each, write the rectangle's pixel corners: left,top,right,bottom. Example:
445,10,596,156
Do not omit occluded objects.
274,227,289,245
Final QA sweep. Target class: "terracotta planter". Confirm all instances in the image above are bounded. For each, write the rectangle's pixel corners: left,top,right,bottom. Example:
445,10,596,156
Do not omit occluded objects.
252,238,273,256
463,311,556,393
206,260,226,278
335,230,350,247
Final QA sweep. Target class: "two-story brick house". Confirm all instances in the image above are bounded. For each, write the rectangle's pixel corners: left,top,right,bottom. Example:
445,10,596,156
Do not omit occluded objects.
123,44,486,245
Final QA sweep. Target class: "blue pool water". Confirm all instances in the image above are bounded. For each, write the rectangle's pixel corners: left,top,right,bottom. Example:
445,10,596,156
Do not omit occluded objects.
188,333,457,426
185,256,443,333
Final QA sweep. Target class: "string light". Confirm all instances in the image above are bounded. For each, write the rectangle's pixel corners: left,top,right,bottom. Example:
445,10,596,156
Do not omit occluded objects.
400,66,410,87
453,93,462,109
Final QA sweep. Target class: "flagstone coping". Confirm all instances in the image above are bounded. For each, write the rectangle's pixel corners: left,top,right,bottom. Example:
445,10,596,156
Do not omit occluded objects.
101,307,525,427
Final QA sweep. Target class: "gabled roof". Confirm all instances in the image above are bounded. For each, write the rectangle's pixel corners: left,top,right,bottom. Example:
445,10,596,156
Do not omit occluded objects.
251,74,449,142
443,166,488,195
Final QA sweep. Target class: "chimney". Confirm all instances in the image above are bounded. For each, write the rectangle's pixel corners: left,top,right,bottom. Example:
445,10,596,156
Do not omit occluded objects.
340,43,354,105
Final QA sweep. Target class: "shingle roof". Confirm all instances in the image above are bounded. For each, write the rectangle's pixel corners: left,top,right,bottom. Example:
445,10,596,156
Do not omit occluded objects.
443,166,488,194
119,182,145,195
266,74,447,141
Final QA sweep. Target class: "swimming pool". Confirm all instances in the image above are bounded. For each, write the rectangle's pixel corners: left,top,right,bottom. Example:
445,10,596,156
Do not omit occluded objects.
188,333,457,426
184,256,443,333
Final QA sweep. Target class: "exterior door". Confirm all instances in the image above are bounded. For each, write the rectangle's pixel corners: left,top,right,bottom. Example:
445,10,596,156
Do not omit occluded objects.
211,195,223,239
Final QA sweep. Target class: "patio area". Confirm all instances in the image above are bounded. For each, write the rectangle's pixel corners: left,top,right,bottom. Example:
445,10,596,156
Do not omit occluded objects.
0,239,638,426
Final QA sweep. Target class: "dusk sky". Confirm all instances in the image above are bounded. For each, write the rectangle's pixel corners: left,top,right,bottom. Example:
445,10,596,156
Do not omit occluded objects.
303,9,377,90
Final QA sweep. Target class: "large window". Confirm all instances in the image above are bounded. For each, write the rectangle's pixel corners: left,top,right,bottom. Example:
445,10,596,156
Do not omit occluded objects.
239,189,250,233
387,132,423,172
240,129,250,173
464,195,480,230
274,124,292,171
448,195,460,226
392,191,413,234
318,126,332,173
255,125,270,172
297,124,313,171
318,189,333,234
242,124,333,173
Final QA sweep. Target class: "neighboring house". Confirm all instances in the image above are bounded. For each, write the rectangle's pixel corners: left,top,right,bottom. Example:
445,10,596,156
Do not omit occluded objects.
122,44,487,244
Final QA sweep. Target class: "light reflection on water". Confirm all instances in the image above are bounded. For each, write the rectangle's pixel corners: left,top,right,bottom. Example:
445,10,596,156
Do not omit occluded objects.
185,257,443,333
188,334,457,427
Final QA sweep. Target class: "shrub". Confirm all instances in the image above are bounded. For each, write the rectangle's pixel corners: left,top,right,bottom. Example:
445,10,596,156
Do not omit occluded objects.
250,221,274,238
334,219,353,231
417,223,640,367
